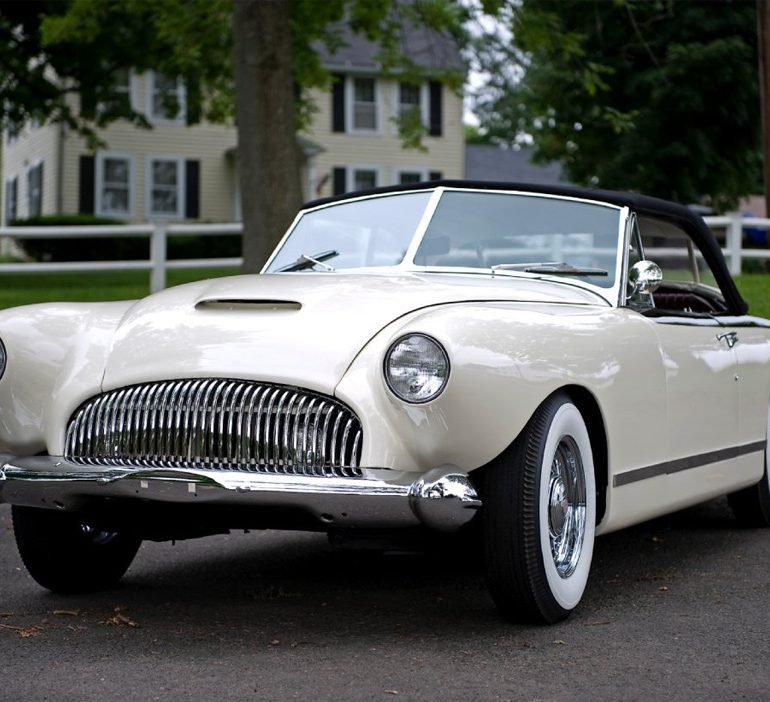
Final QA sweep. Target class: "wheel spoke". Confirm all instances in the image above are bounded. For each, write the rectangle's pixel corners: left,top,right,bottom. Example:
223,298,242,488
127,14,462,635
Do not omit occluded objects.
548,437,586,578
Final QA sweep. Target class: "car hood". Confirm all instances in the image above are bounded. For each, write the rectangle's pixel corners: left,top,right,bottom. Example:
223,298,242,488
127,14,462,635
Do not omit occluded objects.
101,272,606,394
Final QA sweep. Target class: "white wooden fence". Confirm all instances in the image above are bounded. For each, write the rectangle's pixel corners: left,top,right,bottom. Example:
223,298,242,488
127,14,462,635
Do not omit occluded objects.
0,214,767,293
0,222,244,292
703,214,770,276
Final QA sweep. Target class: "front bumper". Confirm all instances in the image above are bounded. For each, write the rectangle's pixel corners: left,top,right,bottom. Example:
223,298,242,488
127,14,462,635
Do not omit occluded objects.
0,456,481,532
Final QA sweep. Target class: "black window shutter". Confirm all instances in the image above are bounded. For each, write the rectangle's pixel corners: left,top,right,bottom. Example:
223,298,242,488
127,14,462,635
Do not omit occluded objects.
429,171,443,181
185,160,200,218
79,155,95,214
332,74,345,133
429,81,442,137
333,167,347,195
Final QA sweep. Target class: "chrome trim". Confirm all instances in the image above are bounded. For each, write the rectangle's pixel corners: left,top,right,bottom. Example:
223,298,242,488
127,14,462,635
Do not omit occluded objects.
613,440,765,487
717,331,739,348
64,379,364,478
0,457,481,532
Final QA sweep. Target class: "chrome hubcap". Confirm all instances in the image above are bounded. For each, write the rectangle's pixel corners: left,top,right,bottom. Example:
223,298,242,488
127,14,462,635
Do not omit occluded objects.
547,436,586,578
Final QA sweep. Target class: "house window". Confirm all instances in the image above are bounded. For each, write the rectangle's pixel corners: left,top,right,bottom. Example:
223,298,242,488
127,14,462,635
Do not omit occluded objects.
114,67,131,106
4,177,17,224
27,162,43,218
398,171,423,185
102,68,132,114
352,77,377,131
96,153,133,217
147,156,184,218
398,83,425,124
6,122,21,144
352,168,377,191
149,72,186,123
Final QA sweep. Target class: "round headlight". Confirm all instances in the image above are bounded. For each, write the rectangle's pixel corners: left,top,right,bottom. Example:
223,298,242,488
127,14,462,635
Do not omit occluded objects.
0,338,5,380
384,334,449,404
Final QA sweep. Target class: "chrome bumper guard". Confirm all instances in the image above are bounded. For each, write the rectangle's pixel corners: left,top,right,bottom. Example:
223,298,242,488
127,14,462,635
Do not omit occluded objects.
0,455,481,532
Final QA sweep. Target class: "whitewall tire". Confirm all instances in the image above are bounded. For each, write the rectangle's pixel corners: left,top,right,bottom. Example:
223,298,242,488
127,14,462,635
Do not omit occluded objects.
484,392,596,624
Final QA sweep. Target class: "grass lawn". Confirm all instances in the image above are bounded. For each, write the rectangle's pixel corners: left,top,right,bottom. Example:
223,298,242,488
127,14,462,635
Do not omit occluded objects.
734,274,770,318
1,268,769,318
0,268,236,310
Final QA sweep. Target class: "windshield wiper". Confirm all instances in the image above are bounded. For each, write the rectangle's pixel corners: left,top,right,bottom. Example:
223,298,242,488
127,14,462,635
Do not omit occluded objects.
492,262,608,277
277,250,339,272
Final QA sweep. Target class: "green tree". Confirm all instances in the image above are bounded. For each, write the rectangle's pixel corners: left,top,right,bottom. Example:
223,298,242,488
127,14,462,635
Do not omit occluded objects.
474,0,761,211
2,0,468,270
0,0,232,145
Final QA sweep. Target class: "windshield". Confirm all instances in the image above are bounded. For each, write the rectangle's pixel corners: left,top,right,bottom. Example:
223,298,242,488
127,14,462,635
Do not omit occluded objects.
265,192,431,271
415,191,621,288
265,188,622,289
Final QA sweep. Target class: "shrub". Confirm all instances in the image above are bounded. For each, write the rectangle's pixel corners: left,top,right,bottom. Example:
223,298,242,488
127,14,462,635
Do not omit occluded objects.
11,215,241,262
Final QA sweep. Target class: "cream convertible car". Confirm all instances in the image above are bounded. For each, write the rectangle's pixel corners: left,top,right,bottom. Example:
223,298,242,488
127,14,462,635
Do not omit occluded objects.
1,182,769,624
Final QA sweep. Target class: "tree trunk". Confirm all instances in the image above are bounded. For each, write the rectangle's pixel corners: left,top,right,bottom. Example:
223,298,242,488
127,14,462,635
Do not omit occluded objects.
232,0,304,273
758,0,770,217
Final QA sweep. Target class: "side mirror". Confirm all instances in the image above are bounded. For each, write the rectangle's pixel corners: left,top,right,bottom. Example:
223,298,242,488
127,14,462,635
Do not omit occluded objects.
628,260,663,297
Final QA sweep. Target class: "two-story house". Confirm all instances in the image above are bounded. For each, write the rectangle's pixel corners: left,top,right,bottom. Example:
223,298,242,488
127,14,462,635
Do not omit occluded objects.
2,26,464,227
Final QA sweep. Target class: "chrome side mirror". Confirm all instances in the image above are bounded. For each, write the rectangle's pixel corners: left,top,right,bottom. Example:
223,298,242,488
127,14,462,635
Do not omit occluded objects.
628,260,663,296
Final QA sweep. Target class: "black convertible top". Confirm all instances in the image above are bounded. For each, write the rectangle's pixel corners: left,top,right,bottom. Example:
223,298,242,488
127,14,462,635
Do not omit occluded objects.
302,180,748,315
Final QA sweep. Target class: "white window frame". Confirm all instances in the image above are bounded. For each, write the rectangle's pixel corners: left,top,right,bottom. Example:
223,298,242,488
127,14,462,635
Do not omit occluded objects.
346,76,380,133
392,82,428,133
146,71,187,125
97,68,134,115
5,121,22,145
95,152,135,218
26,161,43,218
348,165,381,192
145,155,185,219
4,176,18,225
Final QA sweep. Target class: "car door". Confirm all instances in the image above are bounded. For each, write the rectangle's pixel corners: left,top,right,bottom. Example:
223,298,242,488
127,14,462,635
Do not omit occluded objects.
627,215,750,508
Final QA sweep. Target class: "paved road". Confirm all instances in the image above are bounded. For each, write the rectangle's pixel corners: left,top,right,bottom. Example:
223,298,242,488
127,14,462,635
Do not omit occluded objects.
1,498,769,702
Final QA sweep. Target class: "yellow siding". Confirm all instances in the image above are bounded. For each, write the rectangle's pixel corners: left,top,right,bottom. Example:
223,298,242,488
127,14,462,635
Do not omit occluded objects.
304,78,464,199
61,73,237,223
62,122,237,223
3,72,465,223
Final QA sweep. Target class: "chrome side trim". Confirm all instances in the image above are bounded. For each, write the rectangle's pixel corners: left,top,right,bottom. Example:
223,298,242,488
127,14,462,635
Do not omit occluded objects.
613,441,765,487
0,457,481,532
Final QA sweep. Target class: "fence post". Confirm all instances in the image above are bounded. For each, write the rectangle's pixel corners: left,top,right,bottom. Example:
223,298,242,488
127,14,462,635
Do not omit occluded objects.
727,213,742,277
150,223,167,293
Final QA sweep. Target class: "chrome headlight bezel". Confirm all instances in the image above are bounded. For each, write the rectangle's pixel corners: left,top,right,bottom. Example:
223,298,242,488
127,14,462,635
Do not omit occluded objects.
383,333,450,404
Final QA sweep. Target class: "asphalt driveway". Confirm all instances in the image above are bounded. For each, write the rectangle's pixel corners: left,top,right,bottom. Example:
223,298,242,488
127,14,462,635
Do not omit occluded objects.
1,498,768,701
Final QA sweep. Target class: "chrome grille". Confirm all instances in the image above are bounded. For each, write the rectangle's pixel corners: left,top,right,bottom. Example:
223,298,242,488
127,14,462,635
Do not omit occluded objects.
64,379,363,477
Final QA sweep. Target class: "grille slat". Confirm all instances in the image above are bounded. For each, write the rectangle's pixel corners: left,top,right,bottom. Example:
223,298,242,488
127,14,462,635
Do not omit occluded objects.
65,379,364,478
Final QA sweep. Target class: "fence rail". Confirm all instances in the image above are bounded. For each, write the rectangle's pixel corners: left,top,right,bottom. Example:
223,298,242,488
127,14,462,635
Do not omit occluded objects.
0,215,768,292
703,215,770,276
0,222,244,292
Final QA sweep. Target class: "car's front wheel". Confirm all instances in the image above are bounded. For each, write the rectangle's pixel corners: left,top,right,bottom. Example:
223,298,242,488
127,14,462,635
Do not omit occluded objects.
12,506,142,593
483,393,596,624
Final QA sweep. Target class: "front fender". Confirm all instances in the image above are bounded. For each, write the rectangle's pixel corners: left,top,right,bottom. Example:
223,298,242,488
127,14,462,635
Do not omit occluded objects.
336,302,668,478
0,301,135,454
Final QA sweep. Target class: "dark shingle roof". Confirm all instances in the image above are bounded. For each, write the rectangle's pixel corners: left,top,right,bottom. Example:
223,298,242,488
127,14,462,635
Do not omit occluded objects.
318,22,464,72
465,145,565,185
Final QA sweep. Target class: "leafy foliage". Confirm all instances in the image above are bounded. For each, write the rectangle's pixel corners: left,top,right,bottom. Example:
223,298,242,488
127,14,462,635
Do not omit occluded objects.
474,0,761,210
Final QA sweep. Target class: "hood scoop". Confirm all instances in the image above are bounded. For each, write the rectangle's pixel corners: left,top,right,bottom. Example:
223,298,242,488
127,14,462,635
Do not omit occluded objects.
195,298,302,312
